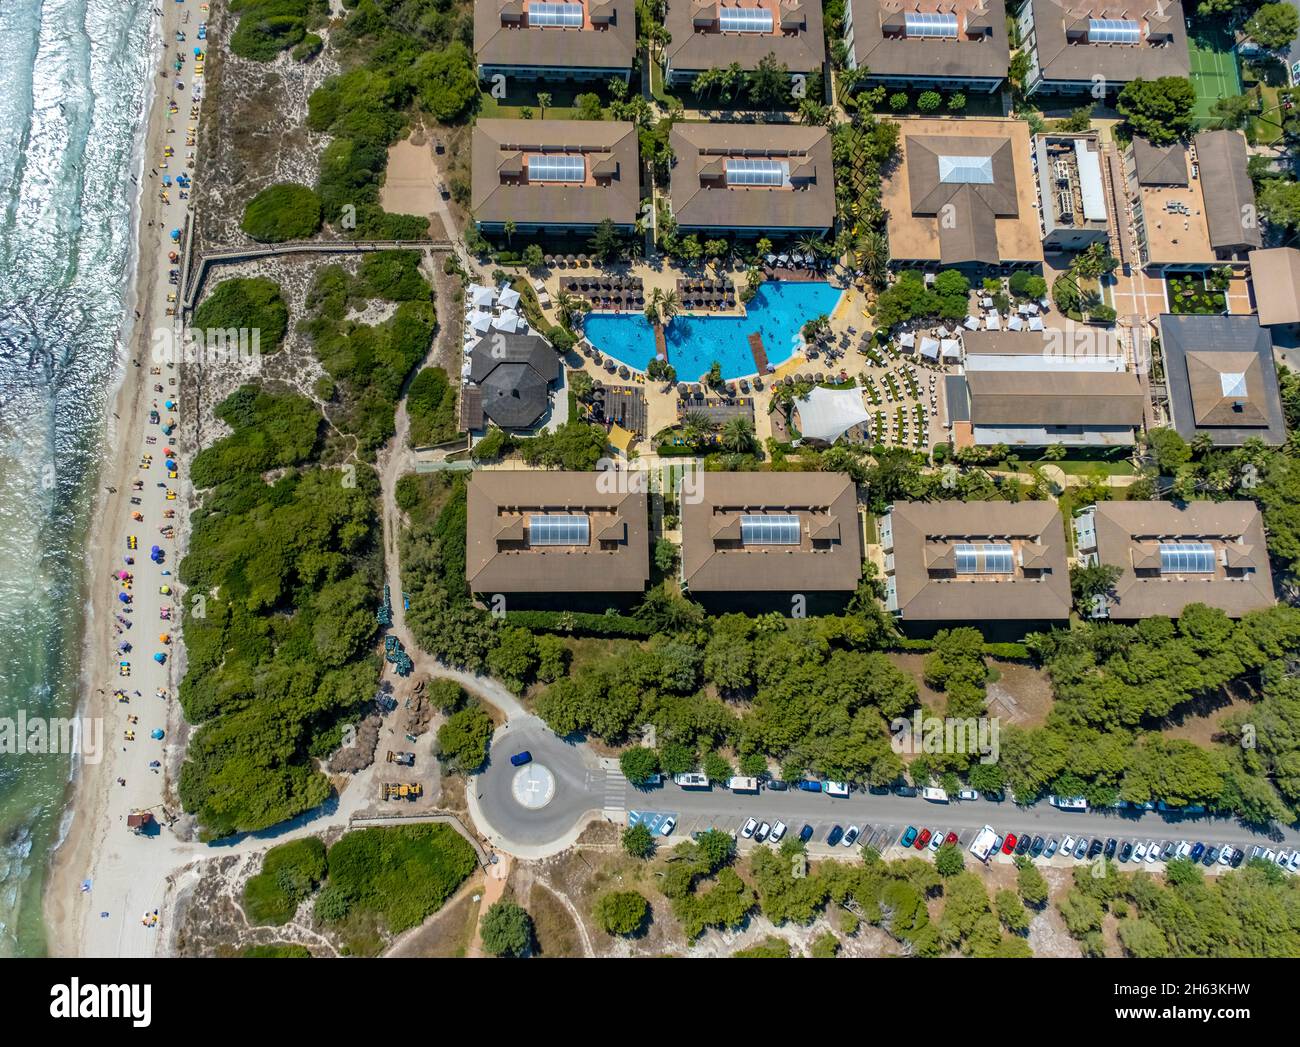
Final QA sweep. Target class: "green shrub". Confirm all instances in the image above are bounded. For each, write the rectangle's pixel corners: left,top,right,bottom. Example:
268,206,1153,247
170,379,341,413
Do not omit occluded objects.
243,837,328,925
319,825,478,935
241,183,322,243
437,703,494,772
407,367,458,447
192,277,290,354
480,901,533,957
594,891,649,936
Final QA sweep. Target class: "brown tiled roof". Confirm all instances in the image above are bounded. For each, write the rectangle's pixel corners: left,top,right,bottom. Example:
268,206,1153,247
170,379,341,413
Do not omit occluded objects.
472,119,640,227
1085,500,1276,619
1248,248,1300,326
466,471,650,593
680,472,862,592
845,0,1010,81
1158,313,1285,446
1027,0,1189,86
903,134,1018,266
1193,130,1262,252
475,0,637,71
966,370,1146,426
664,0,826,72
667,123,834,232
1131,137,1189,187
886,501,1070,622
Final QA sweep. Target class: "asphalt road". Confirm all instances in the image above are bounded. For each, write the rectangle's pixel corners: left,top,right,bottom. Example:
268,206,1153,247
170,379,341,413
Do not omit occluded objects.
472,714,615,847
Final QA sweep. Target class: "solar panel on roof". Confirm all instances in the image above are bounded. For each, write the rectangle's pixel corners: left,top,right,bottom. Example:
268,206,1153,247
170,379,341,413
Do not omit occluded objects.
904,11,958,38
528,153,584,182
718,6,773,32
1159,542,1215,574
726,158,785,186
740,514,801,545
954,543,1014,574
530,2,584,27
529,514,590,545
1088,18,1141,44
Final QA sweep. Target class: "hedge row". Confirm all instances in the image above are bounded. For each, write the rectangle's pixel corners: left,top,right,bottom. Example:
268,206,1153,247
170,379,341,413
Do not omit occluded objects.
503,610,654,638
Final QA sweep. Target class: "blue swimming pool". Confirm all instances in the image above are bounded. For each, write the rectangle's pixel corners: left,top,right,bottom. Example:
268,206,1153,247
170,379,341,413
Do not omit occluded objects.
582,280,843,382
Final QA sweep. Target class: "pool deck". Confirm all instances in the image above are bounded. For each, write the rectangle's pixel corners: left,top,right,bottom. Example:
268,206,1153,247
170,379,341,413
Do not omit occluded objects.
523,261,947,457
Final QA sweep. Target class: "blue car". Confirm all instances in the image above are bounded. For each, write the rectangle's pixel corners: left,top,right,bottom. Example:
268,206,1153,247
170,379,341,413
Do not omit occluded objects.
826,825,844,846
1189,842,1205,863
799,824,814,843
510,751,532,767
797,779,823,793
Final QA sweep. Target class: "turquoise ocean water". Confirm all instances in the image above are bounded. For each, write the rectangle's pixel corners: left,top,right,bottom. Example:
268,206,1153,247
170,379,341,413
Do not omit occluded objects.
0,0,155,955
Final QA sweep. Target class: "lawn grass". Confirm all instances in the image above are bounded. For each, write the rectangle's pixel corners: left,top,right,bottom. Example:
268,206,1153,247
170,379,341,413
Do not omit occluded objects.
1051,459,1137,477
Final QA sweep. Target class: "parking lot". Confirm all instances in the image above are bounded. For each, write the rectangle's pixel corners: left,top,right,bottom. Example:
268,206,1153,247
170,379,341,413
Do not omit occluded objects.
641,782,1300,875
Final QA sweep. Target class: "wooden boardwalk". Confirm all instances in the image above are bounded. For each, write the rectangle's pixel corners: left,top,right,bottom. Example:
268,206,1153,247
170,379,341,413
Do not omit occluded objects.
748,332,769,374
655,323,668,363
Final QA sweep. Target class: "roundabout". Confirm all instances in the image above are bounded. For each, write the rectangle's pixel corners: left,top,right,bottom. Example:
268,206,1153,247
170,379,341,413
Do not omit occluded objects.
468,713,613,858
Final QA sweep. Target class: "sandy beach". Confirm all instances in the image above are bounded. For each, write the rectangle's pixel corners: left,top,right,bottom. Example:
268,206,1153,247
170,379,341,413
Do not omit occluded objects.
43,0,207,958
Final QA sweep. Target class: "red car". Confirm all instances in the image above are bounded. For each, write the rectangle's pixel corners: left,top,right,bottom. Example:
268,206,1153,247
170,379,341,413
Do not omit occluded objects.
1001,833,1017,855
915,828,932,849
945,831,958,846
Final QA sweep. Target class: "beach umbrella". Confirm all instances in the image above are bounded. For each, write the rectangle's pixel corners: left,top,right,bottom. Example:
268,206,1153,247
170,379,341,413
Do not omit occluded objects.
164,400,176,410
159,633,170,644
151,546,160,555
118,592,130,604
118,642,130,652
118,570,129,580
170,229,180,241
151,729,165,740
165,459,176,470
153,652,166,665
149,761,160,769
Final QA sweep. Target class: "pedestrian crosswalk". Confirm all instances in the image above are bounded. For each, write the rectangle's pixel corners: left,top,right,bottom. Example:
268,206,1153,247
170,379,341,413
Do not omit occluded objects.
603,768,627,814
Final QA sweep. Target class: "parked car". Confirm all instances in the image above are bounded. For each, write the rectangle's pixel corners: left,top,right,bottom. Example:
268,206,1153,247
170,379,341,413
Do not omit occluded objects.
894,784,919,798
1044,838,1059,858
1218,847,1233,866
1001,833,1017,855
799,824,814,844
928,828,943,851
916,828,932,849
1146,842,1161,863
1030,836,1045,858
769,821,787,843
1133,842,1148,862
1230,848,1245,868
797,779,823,793
754,822,771,842
1015,834,1032,856
766,780,789,792
1104,838,1117,859
1175,841,1192,860
1074,837,1089,860
1061,835,1076,857
741,818,758,839
659,817,676,837
1264,848,1278,863
1120,841,1133,862
1189,842,1206,863
945,831,959,846
992,835,1004,854
827,825,844,846
1290,851,1300,872
1275,849,1292,868
843,825,861,848
957,788,980,801
510,751,532,766
1087,838,1103,860
1162,841,1177,862
900,826,917,847
1202,846,1219,866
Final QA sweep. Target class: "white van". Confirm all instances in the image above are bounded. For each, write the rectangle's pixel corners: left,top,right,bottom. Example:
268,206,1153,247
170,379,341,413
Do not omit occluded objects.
921,786,950,803
823,780,850,797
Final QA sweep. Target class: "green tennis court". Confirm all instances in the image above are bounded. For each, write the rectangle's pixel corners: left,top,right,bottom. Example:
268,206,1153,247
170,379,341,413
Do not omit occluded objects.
1188,30,1243,124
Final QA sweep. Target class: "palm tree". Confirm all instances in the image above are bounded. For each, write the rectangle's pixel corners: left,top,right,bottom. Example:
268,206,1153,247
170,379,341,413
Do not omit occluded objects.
536,92,552,119
659,289,681,323
681,410,714,447
720,416,755,453
503,219,516,247
644,286,664,324
556,290,587,329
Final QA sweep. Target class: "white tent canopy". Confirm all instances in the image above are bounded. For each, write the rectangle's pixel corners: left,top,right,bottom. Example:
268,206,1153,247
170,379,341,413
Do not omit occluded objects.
940,338,962,361
467,310,493,333
497,287,521,309
920,336,940,361
468,284,495,308
795,385,871,444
